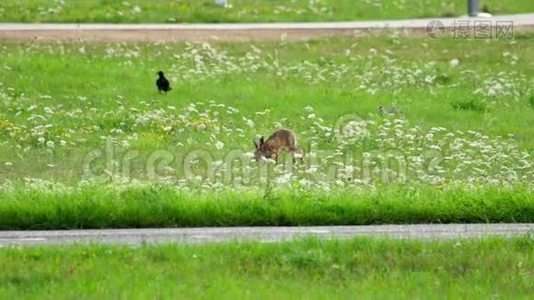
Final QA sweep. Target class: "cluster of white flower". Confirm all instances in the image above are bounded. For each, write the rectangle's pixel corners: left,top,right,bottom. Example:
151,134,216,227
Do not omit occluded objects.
36,0,66,16
2,42,529,109
473,71,529,103
3,89,531,190
1,41,532,191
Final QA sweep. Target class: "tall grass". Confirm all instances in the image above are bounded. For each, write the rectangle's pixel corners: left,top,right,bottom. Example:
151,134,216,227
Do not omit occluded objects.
0,184,532,229
0,36,533,229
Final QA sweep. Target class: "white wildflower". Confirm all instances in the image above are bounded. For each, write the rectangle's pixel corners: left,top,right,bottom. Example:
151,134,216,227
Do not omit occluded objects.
215,141,225,150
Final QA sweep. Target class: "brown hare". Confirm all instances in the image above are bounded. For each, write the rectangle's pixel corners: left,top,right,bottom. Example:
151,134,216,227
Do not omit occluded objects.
253,129,303,162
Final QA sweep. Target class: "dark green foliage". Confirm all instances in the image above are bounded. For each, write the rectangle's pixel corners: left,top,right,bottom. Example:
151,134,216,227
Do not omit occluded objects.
451,99,487,112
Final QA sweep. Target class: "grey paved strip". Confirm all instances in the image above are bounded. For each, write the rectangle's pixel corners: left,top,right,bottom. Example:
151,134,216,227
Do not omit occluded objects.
0,13,533,42
0,224,533,246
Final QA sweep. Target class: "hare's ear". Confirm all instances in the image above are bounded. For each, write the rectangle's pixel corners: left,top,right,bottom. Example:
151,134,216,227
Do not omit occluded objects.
260,136,265,145
253,138,258,149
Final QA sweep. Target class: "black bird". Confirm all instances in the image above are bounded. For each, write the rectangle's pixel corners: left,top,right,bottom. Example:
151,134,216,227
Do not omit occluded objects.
156,71,171,94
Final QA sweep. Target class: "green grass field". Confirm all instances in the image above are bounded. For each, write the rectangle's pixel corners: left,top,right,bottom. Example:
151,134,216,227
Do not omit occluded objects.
0,0,533,23
1,35,533,180
0,34,533,228
1,237,533,298
0,18,533,300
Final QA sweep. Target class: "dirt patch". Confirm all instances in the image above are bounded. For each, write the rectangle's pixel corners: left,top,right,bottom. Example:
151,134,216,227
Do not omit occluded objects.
0,27,430,43
1,14,533,42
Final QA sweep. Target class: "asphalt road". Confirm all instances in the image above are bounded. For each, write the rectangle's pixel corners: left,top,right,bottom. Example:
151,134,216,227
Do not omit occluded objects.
0,13,533,41
0,224,533,247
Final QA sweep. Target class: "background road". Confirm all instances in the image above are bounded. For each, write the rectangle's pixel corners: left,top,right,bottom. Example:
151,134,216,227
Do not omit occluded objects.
0,13,533,42
1,224,533,246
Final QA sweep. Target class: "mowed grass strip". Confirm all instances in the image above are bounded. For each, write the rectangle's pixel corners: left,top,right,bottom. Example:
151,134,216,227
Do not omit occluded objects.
0,0,533,23
0,237,533,298
0,185,532,229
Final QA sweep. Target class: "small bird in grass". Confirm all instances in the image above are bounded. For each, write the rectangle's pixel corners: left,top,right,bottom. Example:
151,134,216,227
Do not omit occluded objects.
156,71,171,94
378,105,402,116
